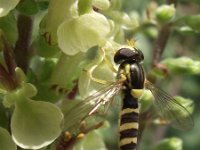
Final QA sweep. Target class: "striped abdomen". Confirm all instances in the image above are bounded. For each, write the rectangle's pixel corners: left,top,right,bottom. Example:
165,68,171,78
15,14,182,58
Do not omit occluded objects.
119,90,139,150
118,61,145,150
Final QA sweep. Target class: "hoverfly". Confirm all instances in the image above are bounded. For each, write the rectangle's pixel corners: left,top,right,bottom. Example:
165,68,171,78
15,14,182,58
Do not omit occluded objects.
64,48,193,150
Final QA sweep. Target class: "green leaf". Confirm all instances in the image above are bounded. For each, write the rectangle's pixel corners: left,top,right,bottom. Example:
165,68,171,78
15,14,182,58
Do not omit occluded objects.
162,57,200,75
16,0,38,16
0,13,17,43
153,137,182,150
174,96,194,115
11,99,63,149
0,0,20,17
57,11,110,55
0,127,17,150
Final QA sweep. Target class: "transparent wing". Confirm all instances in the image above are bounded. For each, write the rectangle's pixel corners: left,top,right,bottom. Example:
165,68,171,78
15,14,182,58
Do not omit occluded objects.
145,80,194,130
64,81,123,132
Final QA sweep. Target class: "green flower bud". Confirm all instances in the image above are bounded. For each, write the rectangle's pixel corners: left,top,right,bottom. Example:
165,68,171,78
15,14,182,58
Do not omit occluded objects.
153,137,182,150
174,96,194,115
15,67,26,83
177,26,196,35
105,11,138,30
155,4,175,24
144,27,158,39
140,90,153,112
121,12,139,29
162,57,200,75
185,14,200,32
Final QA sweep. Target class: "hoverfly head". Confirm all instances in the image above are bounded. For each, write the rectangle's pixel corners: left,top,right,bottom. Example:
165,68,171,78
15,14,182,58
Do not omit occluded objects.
114,48,144,64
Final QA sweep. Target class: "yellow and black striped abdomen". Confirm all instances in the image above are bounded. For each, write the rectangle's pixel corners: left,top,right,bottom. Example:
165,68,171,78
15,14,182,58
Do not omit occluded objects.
119,90,139,150
117,58,145,150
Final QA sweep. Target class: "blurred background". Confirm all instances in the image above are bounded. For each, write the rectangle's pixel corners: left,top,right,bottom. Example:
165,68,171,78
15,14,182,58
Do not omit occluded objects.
0,0,200,150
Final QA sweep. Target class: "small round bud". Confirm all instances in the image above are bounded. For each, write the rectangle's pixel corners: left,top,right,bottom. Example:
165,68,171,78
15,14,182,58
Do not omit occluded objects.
155,4,175,24
153,138,182,150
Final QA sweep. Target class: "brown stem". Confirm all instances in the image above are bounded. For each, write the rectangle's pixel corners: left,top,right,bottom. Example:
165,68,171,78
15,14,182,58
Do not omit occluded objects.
152,23,172,67
14,14,33,73
1,35,16,77
0,34,18,90
56,122,103,150
0,64,16,90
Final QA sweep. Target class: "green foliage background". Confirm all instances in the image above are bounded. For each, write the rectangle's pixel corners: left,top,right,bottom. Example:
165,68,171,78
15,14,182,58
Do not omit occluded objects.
0,0,200,150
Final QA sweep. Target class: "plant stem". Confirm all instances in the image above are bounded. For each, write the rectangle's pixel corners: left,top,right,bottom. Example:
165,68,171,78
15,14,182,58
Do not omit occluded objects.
152,23,172,67
56,122,103,150
1,35,16,77
14,14,33,73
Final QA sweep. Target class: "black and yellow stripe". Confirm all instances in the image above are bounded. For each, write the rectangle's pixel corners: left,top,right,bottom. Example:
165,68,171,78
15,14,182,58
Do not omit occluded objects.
119,90,139,150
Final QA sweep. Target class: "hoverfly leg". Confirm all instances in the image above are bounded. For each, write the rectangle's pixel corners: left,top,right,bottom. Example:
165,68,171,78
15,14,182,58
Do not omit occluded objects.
82,68,113,85
99,47,118,74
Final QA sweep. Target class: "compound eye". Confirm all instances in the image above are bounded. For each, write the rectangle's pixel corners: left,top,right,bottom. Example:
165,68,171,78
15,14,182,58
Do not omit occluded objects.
137,50,144,61
114,48,134,64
